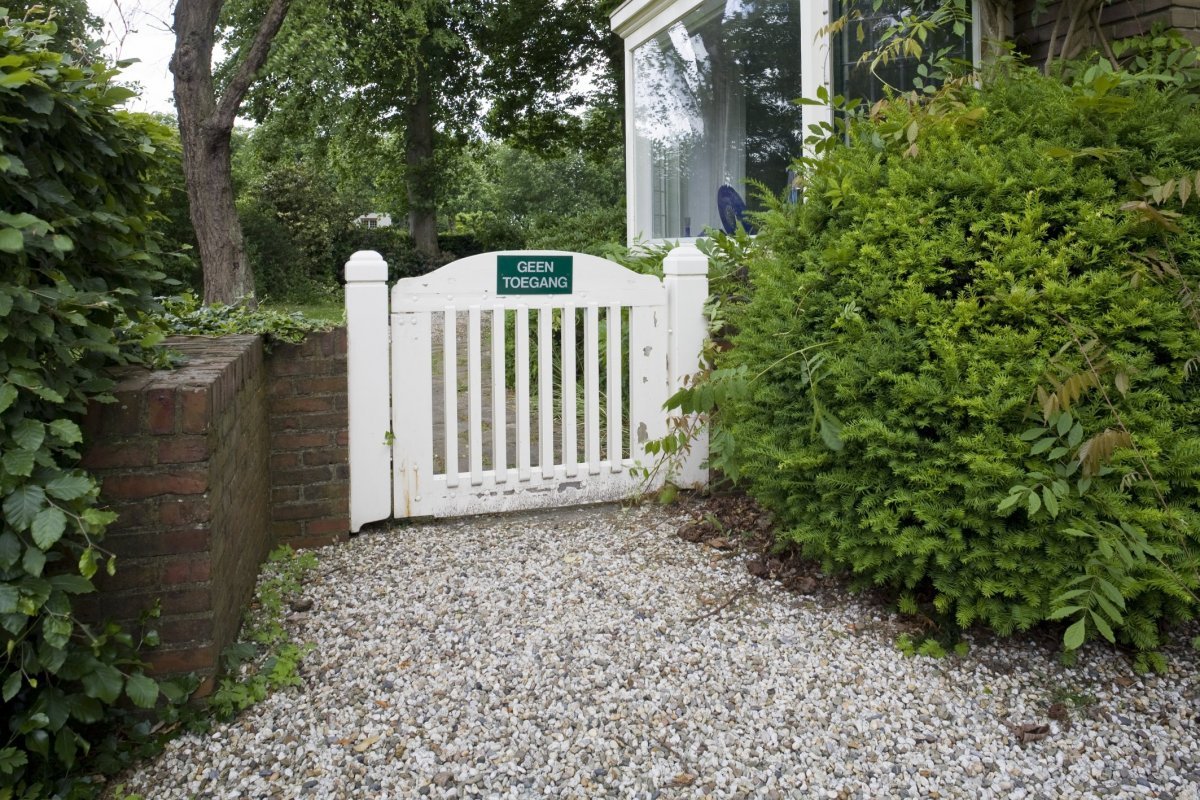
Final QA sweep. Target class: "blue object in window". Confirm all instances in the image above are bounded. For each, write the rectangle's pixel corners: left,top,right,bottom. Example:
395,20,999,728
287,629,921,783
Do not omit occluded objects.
717,185,756,235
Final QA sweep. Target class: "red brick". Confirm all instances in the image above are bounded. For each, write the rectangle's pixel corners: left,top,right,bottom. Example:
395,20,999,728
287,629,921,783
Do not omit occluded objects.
156,615,215,647
147,388,176,434
147,645,216,676
269,452,301,471
162,556,212,584
104,471,208,499
272,466,332,486
91,560,158,593
101,391,144,438
271,395,336,414
273,431,334,450
268,377,296,397
302,447,348,466
305,516,350,536
270,412,346,432
180,388,211,434
273,501,336,521
161,586,213,615
82,442,156,470
302,482,348,502
271,486,301,504
270,521,299,539
158,437,209,464
298,376,346,394
109,498,160,529
159,498,212,526
335,430,350,446
109,528,211,558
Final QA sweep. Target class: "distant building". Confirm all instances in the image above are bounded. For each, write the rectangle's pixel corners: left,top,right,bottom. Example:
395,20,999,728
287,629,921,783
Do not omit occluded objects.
355,213,393,230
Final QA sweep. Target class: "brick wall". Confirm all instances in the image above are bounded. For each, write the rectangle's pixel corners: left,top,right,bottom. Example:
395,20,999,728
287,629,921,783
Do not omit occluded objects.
82,330,351,693
266,329,350,549
1012,0,1200,61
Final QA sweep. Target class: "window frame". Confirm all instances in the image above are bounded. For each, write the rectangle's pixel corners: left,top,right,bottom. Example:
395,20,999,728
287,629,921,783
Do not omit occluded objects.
611,0,981,245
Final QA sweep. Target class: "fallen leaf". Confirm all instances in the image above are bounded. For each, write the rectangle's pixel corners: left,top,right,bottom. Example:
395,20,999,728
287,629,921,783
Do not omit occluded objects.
672,773,696,786
747,559,770,578
1115,676,1135,687
355,735,382,753
289,597,314,613
678,520,713,543
563,553,581,564
702,537,734,550
1047,702,1069,722
1011,723,1051,744
375,699,391,708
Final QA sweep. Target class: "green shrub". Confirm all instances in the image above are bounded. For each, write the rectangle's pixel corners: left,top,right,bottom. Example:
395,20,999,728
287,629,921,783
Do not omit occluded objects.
0,13,189,793
721,60,1200,663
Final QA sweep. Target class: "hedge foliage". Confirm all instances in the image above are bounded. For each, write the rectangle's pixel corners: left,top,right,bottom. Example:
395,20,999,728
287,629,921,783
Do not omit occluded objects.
721,55,1200,666
0,13,187,794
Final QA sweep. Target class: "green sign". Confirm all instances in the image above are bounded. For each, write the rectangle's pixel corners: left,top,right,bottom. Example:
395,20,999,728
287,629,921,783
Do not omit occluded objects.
496,254,573,295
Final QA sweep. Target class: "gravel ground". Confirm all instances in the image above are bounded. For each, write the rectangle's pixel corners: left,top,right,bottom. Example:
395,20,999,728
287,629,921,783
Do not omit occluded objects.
121,503,1200,800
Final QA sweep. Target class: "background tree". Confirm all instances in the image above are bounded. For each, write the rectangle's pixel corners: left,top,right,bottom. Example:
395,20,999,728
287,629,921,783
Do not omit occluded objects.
170,0,292,304
226,0,623,260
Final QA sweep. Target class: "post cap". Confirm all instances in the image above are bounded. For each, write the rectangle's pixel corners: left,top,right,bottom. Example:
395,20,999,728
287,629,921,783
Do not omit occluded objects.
662,243,708,277
345,250,388,283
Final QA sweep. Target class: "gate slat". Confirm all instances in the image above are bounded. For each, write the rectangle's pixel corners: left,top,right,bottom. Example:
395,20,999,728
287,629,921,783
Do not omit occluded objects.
607,305,623,472
538,307,554,478
561,306,577,477
491,309,507,483
392,311,433,518
585,304,600,475
443,308,459,487
468,306,483,485
516,306,532,482
629,305,667,470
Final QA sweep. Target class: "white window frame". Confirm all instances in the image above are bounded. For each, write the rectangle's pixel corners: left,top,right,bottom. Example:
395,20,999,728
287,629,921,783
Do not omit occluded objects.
610,0,980,246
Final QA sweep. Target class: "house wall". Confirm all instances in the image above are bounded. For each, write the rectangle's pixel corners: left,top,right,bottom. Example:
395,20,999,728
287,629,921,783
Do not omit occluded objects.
1011,0,1200,62
82,330,350,694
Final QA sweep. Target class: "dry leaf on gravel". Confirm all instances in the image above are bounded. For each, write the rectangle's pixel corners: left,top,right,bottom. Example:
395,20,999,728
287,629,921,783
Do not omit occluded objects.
703,537,735,550
354,735,382,753
672,773,696,786
1011,723,1051,744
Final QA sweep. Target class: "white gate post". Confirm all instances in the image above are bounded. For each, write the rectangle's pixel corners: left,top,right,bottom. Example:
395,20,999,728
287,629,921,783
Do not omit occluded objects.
663,243,709,488
345,250,391,532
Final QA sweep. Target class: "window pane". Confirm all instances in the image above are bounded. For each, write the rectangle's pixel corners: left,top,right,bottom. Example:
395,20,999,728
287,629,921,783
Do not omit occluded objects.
633,0,803,239
833,0,971,105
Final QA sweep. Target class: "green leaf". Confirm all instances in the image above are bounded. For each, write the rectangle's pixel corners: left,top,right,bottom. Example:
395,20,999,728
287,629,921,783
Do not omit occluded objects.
2,671,20,702
1047,446,1070,460
1047,605,1083,620
48,419,82,445
0,746,28,775
2,448,35,477
1096,577,1127,609
996,493,1022,512
1057,412,1073,436
22,545,45,577
1063,618,1087,650
78,547,98,580
1026,490,1042,516
0,584,17,614
3,484,46,531
0,227,22,253
1067,422,1084,448
1030,437,1055,455
0,383,16,413
124,672,159,709
81,662,123,704
31,506,66,549
54,727,77,770
0,532,19,568
1042,487,1059,518
48,575,93,594
45,474,91,501
1019,427,1048,441
1089,609,1116,643
11,418,44,451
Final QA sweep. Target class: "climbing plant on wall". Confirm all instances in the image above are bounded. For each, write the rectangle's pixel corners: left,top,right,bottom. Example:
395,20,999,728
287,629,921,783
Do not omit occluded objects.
0,11,187,793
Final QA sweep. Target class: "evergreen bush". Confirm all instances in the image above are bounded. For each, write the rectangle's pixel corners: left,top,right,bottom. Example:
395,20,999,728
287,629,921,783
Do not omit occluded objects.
722,60,1200,665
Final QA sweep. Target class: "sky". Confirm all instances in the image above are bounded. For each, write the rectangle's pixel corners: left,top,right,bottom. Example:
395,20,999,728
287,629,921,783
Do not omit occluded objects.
86,0,179,114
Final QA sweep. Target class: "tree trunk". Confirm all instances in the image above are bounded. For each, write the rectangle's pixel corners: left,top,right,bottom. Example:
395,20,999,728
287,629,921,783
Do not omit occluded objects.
405,60,441,261
171,0,290,304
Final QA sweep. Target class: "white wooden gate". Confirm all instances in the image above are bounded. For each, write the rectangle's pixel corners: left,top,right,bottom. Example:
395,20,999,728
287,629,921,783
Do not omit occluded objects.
344,248,709,530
